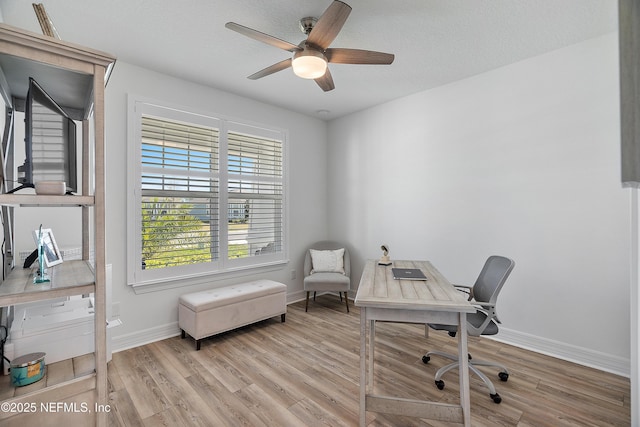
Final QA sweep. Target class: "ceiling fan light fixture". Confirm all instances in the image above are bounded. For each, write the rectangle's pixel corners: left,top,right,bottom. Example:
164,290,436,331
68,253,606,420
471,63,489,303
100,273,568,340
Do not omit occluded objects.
292,48,327,79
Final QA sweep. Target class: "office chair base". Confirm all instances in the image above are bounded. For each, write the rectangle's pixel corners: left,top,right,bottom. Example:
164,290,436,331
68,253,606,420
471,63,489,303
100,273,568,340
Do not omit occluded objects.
423,351,509,404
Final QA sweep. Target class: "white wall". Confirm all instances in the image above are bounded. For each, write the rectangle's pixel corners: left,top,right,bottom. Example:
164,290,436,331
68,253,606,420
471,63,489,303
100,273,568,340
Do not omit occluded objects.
327,33,630,375
104,62,329,349
2,23,628,376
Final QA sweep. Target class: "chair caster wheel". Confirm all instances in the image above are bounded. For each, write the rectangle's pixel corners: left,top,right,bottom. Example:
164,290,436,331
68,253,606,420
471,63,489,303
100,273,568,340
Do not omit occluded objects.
435,380,445,390
490,393,502,404
422,355,430,364
498,372,509,382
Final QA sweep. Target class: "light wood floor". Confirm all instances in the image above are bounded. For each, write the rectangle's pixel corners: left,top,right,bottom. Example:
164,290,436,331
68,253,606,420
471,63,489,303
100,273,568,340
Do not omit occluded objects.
107,297,630,426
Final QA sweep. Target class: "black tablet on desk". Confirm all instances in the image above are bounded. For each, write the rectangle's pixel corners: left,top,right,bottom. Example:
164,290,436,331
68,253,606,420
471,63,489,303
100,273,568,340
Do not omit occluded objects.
392,268,428,280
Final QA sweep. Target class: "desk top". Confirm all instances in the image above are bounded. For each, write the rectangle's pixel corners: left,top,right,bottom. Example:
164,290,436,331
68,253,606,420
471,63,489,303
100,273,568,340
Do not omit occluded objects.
354,260,474,313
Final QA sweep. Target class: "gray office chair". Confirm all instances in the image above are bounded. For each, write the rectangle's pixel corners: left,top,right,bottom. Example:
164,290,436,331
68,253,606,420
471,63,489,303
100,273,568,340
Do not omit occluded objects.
422,255,515,404
303,241,350,312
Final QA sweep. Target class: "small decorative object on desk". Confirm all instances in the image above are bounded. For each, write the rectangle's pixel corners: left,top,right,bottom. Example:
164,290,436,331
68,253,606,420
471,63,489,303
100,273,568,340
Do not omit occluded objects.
31,227,63,268
378,244,391,266
34,225,49,283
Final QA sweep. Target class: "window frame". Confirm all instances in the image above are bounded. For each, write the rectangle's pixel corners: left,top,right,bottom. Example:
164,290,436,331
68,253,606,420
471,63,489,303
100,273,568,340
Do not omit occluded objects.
126,96,288,291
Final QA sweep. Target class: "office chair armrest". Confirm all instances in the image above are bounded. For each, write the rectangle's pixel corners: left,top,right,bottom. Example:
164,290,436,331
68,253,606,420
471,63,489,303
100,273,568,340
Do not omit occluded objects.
473,301,502,324
464,302,501,335
454,284,474,301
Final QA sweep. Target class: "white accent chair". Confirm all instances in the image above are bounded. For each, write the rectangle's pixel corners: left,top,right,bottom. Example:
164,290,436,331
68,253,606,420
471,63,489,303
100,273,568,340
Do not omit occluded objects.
303,241,350,312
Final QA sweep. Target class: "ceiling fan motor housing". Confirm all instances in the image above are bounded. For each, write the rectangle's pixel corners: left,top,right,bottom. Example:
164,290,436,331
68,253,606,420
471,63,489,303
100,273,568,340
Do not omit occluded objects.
299,17,318,35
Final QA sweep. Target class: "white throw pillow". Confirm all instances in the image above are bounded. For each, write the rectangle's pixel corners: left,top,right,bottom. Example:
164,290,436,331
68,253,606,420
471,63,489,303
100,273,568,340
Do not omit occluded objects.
310,248,345,274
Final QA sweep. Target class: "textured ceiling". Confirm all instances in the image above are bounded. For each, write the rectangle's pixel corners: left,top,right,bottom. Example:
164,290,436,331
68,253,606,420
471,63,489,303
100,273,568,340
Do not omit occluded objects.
0,0,618,120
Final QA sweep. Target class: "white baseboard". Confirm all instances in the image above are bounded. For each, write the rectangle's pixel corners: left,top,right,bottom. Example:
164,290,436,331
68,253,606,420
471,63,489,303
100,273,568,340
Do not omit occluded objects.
111,322,181,353
287,289,306,304
111,303,629,379
110,293,342,353
493,327,630,378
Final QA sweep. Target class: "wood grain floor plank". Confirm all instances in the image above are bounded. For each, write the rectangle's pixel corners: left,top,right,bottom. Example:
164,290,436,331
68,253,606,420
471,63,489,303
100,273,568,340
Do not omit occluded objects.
138,344,230,427
107,301,630,426
213,337,303,408
288,396,353,427
107,388,144,427
148,337,206,379
186,371,268,427
111,347,169,419
191,345,252,393
234,382,313,427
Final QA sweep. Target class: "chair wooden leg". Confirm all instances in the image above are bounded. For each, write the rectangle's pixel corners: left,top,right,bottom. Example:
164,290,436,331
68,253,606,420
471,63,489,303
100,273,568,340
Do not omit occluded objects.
344,292,349,313
305,291,310,312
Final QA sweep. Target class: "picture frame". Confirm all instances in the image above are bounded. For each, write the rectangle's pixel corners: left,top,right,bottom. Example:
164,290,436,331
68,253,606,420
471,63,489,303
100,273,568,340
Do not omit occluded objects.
32,228,63,267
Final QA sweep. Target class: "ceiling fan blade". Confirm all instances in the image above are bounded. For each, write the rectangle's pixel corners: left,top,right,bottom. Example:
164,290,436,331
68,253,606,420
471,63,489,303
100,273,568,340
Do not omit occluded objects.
248,58,292,80
314,68,335,92
307,1,352,50
226,22,300,52
325,48,395,65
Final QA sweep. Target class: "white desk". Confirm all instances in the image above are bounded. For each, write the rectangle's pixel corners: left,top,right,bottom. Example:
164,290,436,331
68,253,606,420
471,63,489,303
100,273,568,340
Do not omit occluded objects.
354,260,475,426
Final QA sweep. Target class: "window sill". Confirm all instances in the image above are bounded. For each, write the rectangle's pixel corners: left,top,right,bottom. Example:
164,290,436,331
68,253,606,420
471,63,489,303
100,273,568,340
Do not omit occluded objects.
129,259,289,294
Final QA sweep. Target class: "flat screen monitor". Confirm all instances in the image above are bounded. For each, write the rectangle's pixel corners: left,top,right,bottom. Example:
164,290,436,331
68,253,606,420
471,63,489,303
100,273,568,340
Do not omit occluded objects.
15,77,77,194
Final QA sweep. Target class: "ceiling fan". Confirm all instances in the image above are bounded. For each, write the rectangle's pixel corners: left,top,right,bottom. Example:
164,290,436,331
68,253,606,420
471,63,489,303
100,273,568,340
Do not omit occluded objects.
225,0,395,92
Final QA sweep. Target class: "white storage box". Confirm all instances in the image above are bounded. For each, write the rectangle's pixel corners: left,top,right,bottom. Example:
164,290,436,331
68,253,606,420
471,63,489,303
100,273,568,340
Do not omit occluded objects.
5,298,95,369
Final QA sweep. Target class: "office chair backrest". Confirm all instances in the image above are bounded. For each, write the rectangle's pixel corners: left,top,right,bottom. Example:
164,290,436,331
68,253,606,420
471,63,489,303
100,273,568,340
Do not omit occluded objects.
472,255,515,305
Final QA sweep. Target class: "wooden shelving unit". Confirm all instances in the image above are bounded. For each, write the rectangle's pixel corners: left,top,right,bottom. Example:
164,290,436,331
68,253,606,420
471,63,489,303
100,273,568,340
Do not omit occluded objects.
0,23,115,426
0,194,94,206
0,260,96,306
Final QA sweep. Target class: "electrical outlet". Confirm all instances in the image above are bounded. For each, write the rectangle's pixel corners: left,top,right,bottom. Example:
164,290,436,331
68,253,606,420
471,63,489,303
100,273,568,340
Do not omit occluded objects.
290,270,296,280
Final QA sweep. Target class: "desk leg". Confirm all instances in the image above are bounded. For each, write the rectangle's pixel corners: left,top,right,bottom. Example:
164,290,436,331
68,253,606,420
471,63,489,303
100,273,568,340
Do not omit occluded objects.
458,312,471,426
369,319,375,388
360,308,366,427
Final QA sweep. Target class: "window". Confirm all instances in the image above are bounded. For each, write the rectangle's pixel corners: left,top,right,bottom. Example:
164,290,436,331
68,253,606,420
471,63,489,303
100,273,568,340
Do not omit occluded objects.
128,100,287,288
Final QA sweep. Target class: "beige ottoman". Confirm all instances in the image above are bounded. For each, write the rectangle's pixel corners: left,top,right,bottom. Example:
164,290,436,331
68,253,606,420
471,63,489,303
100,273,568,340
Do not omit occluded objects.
178,280,287,350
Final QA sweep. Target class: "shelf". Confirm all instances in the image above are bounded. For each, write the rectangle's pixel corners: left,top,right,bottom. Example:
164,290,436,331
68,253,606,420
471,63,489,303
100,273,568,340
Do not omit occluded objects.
0,353,96,421
0,260,95,306
0,194,94,207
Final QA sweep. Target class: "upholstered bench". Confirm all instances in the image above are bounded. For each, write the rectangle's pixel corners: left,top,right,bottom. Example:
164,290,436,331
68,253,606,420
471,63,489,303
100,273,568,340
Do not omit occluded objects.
178,280,287,350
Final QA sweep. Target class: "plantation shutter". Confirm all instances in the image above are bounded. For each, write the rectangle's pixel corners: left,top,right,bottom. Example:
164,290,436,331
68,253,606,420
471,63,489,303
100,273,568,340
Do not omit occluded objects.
227,130,283,259
129,99,287,287
140,116,219,269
